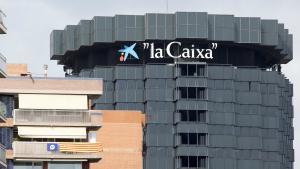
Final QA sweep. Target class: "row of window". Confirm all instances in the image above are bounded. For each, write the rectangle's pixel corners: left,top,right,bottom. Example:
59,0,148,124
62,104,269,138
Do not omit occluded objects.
177,156,207,168
178,64,206,77
179,110,206,122
178,87,206,99
179,133,207,145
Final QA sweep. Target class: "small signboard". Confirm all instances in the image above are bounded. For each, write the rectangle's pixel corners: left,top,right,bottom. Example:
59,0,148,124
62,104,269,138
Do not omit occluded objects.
47,143,59,151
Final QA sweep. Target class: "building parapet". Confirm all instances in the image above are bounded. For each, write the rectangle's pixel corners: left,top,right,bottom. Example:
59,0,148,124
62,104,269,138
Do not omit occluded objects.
0,77,103,96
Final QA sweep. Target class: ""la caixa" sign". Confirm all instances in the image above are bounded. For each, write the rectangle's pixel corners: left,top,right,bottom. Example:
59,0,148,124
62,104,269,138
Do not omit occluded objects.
117,41,218,62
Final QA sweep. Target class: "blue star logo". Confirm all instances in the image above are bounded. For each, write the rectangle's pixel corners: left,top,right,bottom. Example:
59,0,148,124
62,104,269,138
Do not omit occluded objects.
118,43,139,61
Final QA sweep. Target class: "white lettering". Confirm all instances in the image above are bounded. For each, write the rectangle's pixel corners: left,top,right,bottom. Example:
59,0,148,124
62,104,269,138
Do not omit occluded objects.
155,48,163,58
150,43,155,58
196,49,205,58
166,41,181,58
205,49,213,59
147,41,216,59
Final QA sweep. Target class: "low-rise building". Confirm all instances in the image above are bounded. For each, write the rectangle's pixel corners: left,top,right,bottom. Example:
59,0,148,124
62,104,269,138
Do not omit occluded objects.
0,77,144,169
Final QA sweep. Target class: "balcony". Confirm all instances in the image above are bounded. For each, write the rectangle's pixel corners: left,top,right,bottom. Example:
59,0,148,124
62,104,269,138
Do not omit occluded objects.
0,144,6,168
13,109,102,127
0,10,7,34
13,141,102,160
0,53,6,78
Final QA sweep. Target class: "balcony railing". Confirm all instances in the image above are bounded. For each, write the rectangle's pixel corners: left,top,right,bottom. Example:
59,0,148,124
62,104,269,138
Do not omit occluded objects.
0,144,6,167
13,141,102,160
14,109,102,127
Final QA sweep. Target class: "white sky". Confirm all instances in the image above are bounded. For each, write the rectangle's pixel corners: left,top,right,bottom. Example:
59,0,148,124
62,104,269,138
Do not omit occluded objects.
0,0,299,167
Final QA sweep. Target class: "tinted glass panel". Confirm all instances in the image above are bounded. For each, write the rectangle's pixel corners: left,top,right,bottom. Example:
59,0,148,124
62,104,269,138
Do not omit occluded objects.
48,162,82,169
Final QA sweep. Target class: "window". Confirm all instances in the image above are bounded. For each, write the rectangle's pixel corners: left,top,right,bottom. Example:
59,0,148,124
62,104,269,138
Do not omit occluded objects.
179,133,207,145
88,131,97,143
180,110,188,121
179,110,207,122
48,162,82,169
14,162,42,169
196,87,205,99
180,133,188,144
0,101,6,117
189,87,197,98
178,156,207,168
189,133,197,145
187,64,196,76
179,87,206,99
180,156,189,167
179,64,188,76
189,156,198,167
198,133,207,145
197,65,205,76
179,64,206,77
189,110,197,122
198,156,207,168
180,87,188,99
198,111,206,122
0,95,15,118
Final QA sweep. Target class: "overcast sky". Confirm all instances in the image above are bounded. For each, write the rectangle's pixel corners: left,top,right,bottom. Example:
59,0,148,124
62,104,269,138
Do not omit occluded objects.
0,0,299,167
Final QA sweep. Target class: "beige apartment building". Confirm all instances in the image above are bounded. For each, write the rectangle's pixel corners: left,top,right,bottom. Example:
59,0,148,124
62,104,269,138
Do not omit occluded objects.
0,65,144,169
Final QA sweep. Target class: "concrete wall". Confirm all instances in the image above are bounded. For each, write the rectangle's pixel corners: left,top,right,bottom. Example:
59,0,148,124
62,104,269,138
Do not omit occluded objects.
18,94,88,110
90,110,144,169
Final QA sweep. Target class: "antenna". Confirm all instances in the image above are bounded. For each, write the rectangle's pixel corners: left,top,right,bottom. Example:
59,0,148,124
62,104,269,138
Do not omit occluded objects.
20,72,34,83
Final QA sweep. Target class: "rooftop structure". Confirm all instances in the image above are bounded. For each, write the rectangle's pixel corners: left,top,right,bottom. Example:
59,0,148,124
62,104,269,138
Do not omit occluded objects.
5,64,28,77
50,12,293,74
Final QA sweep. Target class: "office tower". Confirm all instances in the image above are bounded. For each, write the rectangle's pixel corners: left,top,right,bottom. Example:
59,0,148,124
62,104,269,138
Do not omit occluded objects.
50,12,294,169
